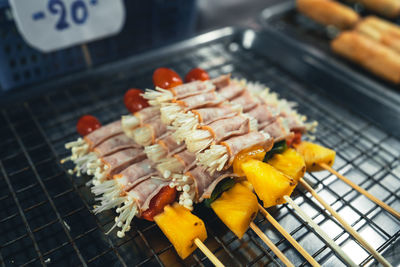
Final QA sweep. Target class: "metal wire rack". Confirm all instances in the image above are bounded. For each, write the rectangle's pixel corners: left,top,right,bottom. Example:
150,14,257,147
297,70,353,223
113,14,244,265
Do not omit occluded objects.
0,28,399,266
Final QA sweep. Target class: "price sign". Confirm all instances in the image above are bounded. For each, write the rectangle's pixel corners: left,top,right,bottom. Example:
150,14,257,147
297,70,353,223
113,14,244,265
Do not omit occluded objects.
9,0,125,52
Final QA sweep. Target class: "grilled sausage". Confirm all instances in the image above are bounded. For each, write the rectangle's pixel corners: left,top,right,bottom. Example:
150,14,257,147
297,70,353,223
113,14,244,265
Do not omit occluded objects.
346,0,400,18
355,16,400,54
297,0,360,29
331,31,400,83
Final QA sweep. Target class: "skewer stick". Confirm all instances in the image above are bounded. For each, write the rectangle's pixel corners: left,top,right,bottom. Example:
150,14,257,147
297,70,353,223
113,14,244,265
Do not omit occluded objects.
283,195,357,267
319,163,400,220
194,238,225,267
299,178,392,267
257,204,320,267
249,222,294,267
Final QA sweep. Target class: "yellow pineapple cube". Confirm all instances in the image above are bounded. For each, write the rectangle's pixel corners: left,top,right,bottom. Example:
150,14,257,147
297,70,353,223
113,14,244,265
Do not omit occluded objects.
294,141,336,172
268,148,306,182
154,203,207,259
211,182,258,238
242,159,296,208
233,145,266,176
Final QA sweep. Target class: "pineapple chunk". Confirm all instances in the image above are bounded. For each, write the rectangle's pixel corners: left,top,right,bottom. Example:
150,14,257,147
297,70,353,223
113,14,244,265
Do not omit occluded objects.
294,141,336,172
154,203,207,259
233,145,266,176
211,183,258,238
268,148,306,182
242,159,296,208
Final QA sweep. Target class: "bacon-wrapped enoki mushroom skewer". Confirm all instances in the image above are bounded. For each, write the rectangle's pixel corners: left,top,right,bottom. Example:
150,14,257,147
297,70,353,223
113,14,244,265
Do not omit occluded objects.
198,131,273,173
185,114,258,153
66,149,221,263
144,132,186,163
91,159,157,214
121,106,160,138
151,72,382,265
171,104,242,144
86,147,146,185
62,120,125,176
140,72,325,265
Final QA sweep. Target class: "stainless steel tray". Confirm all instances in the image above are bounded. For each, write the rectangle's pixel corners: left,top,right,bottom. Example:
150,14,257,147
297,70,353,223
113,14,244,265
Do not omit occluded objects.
0,27,399,266
258,0,400,139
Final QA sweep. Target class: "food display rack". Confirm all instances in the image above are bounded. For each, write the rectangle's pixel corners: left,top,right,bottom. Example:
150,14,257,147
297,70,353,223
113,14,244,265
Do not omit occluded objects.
0,27,399,266
258,0,400,139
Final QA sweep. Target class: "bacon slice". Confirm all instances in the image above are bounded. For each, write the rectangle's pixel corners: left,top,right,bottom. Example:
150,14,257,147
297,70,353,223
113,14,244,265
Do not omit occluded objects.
212,74,231,89
231,91,258,112
218,82,246,100
186,167,236,202
200,172,240,202
158,133,185,156
85,120,122,148
203,115,251,142
186,115,255,153
261,118,291,142
156,150,197,178
115,159,157,191
113,177,169,237
279,112,307,133
127,178,169,213
93,133,139,157
247,104,277,129
170,80,215,99
197,131,273,173
91,158,157,214
222,132,273,165
174,150,197,172
133,117,168,146
161,92,224,125
135,106,161,123
144,133,186,163
122,107,160,139
175,91,223,110
192,105,240,125
92,148,146,181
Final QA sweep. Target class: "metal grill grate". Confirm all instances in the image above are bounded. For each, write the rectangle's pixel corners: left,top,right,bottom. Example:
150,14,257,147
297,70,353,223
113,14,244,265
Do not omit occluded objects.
260,1,399,90
0,28,399,266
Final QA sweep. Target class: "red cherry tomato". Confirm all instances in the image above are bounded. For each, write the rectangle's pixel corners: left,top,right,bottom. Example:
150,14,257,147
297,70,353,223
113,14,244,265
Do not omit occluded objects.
76,115,101,136
184,68,210,83
286,131,302,147
124,88,149,113
152,68,183,89
141,186,177,221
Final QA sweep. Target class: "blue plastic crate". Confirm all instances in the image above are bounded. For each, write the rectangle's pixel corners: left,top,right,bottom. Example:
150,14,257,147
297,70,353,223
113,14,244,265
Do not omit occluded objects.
0,0,197,91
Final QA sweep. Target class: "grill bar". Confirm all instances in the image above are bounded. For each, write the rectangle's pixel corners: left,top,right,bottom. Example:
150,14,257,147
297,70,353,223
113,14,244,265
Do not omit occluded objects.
0,27,398,266
24,102,129,267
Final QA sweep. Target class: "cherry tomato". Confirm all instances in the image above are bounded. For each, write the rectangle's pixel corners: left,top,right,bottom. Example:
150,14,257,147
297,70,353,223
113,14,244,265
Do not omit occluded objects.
184,68,210,83
76,115,101,136
142,186,177,221
124,88,149,113
286,131,302,147
152,68,183,89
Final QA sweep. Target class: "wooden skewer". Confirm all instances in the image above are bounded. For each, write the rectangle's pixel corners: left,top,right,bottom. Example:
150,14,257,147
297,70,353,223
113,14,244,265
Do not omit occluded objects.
283,195,358,267
194,238,225,267
319,163,400,220
249,222,295,267
257,204,321,267
299,178,392,267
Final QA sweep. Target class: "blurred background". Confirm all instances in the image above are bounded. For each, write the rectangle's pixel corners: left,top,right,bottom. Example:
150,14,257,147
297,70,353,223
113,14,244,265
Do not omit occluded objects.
0,0,280,93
